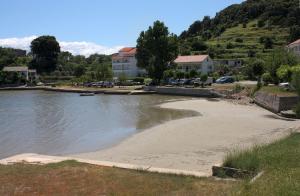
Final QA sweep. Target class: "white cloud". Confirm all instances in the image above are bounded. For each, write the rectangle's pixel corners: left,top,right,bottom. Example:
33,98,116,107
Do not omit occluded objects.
0,36,124,57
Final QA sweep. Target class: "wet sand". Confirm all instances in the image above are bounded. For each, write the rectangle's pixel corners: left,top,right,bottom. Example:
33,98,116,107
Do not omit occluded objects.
72,99,300,174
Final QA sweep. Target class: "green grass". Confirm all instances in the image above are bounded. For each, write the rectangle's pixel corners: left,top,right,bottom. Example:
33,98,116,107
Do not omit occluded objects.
224,133,300,195
260,86,298,96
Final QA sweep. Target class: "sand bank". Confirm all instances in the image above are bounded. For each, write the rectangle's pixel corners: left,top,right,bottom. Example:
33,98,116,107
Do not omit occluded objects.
72,99,299,175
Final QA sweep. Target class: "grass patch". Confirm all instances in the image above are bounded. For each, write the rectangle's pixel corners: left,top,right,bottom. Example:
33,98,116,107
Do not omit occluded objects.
0,160,236,195
224,133,300,195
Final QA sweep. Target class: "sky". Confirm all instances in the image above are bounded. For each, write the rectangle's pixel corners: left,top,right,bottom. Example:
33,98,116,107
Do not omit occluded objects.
0,0,244,56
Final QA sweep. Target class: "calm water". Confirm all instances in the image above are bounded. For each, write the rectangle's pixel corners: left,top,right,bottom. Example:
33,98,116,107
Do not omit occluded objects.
0,91,198,158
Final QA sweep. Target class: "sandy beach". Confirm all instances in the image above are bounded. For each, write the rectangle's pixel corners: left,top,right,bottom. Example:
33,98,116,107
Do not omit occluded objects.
72,99,300,174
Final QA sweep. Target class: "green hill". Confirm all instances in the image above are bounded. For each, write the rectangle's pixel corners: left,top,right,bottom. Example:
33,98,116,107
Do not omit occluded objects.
205,20,289,60
178,0,300,62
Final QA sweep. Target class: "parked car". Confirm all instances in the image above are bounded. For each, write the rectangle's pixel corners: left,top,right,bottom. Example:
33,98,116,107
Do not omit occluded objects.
178,79,187,86
193,77,213,86
169,79,179,86
102,81,114,88
216,76,235,84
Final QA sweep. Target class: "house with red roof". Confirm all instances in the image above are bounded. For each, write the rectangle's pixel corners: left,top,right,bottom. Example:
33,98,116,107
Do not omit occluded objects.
112,47,146,78
174,55,214,74
287,39,300,57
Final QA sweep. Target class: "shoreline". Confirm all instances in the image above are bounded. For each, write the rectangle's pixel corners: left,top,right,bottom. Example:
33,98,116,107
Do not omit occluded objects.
71,99,299,175
0,86,156,95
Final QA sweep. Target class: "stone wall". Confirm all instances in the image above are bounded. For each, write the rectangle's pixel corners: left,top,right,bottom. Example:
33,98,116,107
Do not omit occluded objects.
254,91,299,113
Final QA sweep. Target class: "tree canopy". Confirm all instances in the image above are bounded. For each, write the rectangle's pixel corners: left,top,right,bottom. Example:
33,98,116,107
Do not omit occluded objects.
136,21,178,82
30,36,61,73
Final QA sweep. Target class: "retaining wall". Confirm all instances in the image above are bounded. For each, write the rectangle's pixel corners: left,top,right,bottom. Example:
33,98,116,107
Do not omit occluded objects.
254,91,299,113
144,86,219,97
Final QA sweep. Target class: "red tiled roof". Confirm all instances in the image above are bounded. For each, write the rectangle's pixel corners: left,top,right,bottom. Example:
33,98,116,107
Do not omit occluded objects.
174,55,209,63
119,47,136,53
288,39,300,46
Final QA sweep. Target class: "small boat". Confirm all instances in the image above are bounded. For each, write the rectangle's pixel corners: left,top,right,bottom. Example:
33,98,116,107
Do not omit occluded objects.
80,93,95,96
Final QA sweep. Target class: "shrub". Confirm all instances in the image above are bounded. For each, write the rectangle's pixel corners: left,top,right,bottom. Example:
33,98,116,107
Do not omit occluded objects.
262,72,272,85
176,71,185,79
132,77,145,84
200,74,208,88
189,70,198,78
233,84,244,93
235,38,244,43
226,42,235,49
257,20,265,28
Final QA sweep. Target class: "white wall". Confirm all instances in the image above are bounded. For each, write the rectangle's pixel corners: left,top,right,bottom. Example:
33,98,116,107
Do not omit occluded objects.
112,56,146,77
176,57,214,74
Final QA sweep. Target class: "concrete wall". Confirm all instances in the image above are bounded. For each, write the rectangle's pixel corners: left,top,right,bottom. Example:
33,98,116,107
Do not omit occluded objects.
254,91,299,113
144,86,219,97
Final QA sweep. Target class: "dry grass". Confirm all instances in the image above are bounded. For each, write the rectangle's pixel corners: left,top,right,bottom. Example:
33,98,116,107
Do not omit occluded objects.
260,86,297,96
0,161,237,195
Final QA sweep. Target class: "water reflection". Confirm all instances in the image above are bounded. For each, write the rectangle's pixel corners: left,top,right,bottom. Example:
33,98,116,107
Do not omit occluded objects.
0,91,198,158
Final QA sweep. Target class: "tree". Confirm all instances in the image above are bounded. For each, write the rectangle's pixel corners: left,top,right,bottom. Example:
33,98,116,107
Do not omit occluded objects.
262,72,272,85
257,20,265,28
176,71,184,79
163,69,175,80
136,21,178,83
30,35,60,73
251,59,265,88
264,37,273,49
289,26,300,42
276,65,293,82
94,63,112,81
189,70,198,78
265,49,299,84
74,64,86,77
190,38,208,51
200,74,208,88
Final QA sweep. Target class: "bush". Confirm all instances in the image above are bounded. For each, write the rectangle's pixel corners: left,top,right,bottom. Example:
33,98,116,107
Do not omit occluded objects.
257,20,265,28
235,38,244,43
200,74,208,88
132,77,145,84
262,72,272,85
189,70,198,78
233,84,244,93
277,65,293,82
226,42,235,49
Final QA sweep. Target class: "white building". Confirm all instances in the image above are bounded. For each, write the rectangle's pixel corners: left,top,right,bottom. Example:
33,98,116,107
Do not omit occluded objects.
112,47,146,78
174,55,214,74
2,66,37,82
287,39,300,57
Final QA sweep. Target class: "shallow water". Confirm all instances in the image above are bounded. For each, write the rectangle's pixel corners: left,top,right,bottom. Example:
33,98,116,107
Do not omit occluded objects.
0,91,198,158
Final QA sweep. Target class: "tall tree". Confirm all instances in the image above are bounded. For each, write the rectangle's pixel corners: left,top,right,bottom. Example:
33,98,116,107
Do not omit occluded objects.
30,36,60,73
136,21,178,83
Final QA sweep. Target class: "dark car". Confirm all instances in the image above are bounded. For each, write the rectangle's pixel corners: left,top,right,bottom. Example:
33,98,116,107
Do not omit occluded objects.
216,76,235,84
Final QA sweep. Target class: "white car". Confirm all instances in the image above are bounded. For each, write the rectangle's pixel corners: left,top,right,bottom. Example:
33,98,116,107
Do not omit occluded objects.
194,77,213,86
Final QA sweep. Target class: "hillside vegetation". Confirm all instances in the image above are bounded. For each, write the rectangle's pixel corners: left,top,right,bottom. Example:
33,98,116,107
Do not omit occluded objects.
179,0,299,61
206,20,289,60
